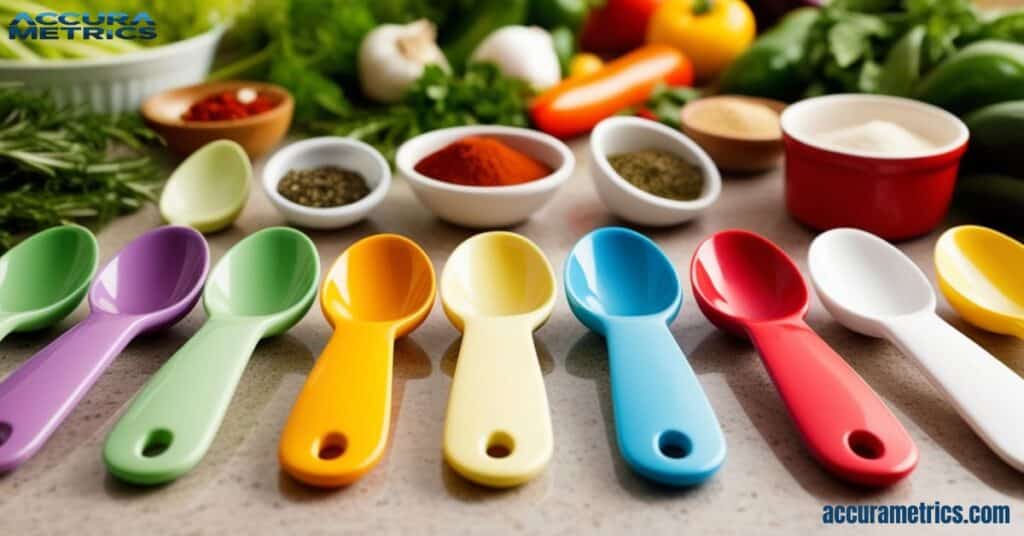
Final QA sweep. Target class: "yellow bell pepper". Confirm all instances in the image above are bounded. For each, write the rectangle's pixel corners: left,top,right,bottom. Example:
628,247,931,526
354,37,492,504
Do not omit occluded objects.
568,53,605,78
646,0,756,82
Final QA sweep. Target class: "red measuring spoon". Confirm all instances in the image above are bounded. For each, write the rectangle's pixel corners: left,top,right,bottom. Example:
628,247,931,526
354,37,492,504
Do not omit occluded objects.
690,230,917,486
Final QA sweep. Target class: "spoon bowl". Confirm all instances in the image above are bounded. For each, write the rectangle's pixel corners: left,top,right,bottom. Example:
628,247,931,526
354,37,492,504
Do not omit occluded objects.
441,232,556,331
565,227,725,486
204,227,320,335
809,227,1024,473
159,140,252,234
808,228,935,337
692,230,917,486
105,227,318,485
90,226,210,329
440,232,555,487
280,234,435,487
0,225,98,338
691,231,808,334
565,227,679,332
321,234,435,332
935,225,1024,338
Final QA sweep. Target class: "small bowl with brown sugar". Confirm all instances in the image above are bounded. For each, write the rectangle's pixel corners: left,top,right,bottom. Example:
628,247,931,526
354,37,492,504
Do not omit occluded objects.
681,95,787,173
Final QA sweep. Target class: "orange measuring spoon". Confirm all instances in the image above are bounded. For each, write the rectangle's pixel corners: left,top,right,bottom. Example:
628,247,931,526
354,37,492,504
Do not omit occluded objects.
278,234,435,487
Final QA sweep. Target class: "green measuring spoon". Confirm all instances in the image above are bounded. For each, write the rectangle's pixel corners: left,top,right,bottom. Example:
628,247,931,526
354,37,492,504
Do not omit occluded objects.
103,227,320,485
0,225,98,341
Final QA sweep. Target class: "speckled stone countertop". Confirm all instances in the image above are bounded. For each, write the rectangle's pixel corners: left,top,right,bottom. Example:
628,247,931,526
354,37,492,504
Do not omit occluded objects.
1,141,1022,535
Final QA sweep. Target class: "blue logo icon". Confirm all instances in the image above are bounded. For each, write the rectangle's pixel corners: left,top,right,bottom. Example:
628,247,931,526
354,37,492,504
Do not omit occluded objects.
8,12,157,41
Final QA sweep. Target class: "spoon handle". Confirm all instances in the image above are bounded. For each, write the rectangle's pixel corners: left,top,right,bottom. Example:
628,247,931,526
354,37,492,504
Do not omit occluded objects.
279,322,395,487
746,319,918,486
604,319,725,486
444,317,552,488
884,313,1024,472
0,312,141,472
103,318,264,485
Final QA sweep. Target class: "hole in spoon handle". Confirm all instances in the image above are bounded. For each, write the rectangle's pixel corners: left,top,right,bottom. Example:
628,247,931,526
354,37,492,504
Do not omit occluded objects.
443,319,552,488
279,325,395,487
606,320,726,486
103,319,263,485
746,319,917,486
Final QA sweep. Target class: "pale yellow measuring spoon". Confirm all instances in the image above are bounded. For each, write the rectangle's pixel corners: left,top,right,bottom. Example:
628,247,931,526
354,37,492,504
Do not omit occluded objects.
159,140,251,234
440,232,555,487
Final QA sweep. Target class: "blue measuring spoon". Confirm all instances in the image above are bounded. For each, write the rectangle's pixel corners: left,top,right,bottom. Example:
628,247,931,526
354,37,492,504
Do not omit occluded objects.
565,227,726,486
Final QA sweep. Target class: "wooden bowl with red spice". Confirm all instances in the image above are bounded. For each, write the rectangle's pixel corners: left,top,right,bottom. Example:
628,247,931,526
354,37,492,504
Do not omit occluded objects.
396,126,575,228
141,80,293,158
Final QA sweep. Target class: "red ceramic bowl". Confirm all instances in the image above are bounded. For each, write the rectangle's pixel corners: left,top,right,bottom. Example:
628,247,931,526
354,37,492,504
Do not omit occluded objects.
780,95,969,240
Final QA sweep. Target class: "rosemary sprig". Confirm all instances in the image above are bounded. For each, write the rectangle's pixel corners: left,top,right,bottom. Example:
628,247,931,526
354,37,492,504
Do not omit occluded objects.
0,88,164,249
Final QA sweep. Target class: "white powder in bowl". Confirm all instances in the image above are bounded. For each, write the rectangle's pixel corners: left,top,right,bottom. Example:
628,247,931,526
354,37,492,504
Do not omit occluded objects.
818,120,937,156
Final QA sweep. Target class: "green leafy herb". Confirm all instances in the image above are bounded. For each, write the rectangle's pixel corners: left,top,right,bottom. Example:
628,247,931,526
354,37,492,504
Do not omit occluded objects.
826,13,891,68
983,11,1024,42
797,0,999,96
0,88,163,249
309,63,534,162
643,85,702,129
210,0,378,123
877,25,926,96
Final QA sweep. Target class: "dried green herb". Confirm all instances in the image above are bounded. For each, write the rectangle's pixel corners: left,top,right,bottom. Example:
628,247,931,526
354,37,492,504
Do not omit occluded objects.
608,150,704,201
277,166,370,208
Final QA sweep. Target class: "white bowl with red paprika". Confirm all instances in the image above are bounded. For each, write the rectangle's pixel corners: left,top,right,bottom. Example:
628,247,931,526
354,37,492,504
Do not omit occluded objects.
396,125,575,228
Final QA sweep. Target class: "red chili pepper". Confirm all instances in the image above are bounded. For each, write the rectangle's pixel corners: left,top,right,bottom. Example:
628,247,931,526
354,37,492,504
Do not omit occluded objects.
530,44,694,138
182,90,278,122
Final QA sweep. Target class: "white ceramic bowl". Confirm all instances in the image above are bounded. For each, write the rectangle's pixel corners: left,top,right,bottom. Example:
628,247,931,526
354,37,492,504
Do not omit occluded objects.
396,126,574,228
262,137,391,230
0,26,224,113
590,117,721,226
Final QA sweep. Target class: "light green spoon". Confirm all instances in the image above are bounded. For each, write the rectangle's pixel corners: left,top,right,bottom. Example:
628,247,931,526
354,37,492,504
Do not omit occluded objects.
0,225,98,341
103,227,320,485
159,140,252,234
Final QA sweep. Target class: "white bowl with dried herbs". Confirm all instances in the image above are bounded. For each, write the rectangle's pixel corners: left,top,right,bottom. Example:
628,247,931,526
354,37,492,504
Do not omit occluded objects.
590,117,721,227
262,137,391,230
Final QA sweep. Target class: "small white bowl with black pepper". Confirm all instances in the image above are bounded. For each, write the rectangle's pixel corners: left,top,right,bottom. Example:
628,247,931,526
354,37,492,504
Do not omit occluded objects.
263,137,391,229
590,116,721,226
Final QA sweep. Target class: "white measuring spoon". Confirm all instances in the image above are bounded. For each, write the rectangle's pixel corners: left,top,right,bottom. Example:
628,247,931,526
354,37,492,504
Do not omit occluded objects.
808,228,1024,472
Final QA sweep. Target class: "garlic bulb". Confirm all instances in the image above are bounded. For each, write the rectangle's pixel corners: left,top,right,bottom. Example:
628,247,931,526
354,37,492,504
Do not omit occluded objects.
359,20,449,103
470,26,561,90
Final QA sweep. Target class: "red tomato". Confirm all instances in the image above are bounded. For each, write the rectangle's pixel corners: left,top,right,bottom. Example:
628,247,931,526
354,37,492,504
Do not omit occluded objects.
530,44,694,139
580,0,665,55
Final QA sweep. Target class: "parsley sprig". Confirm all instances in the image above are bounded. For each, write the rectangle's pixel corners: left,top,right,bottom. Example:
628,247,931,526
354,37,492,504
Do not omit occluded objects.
309,63,534,163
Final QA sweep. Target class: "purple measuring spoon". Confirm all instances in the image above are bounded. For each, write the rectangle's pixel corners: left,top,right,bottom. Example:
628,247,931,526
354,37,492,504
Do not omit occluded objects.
0,226,209,472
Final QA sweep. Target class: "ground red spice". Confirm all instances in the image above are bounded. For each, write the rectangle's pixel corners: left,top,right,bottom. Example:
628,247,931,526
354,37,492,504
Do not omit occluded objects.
182,90,277,122
414,136,553,187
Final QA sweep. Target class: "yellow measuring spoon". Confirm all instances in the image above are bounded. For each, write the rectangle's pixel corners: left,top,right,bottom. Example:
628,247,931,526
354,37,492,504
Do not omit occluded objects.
936,225,1024,337
441,232,556,487
279,234,435,487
